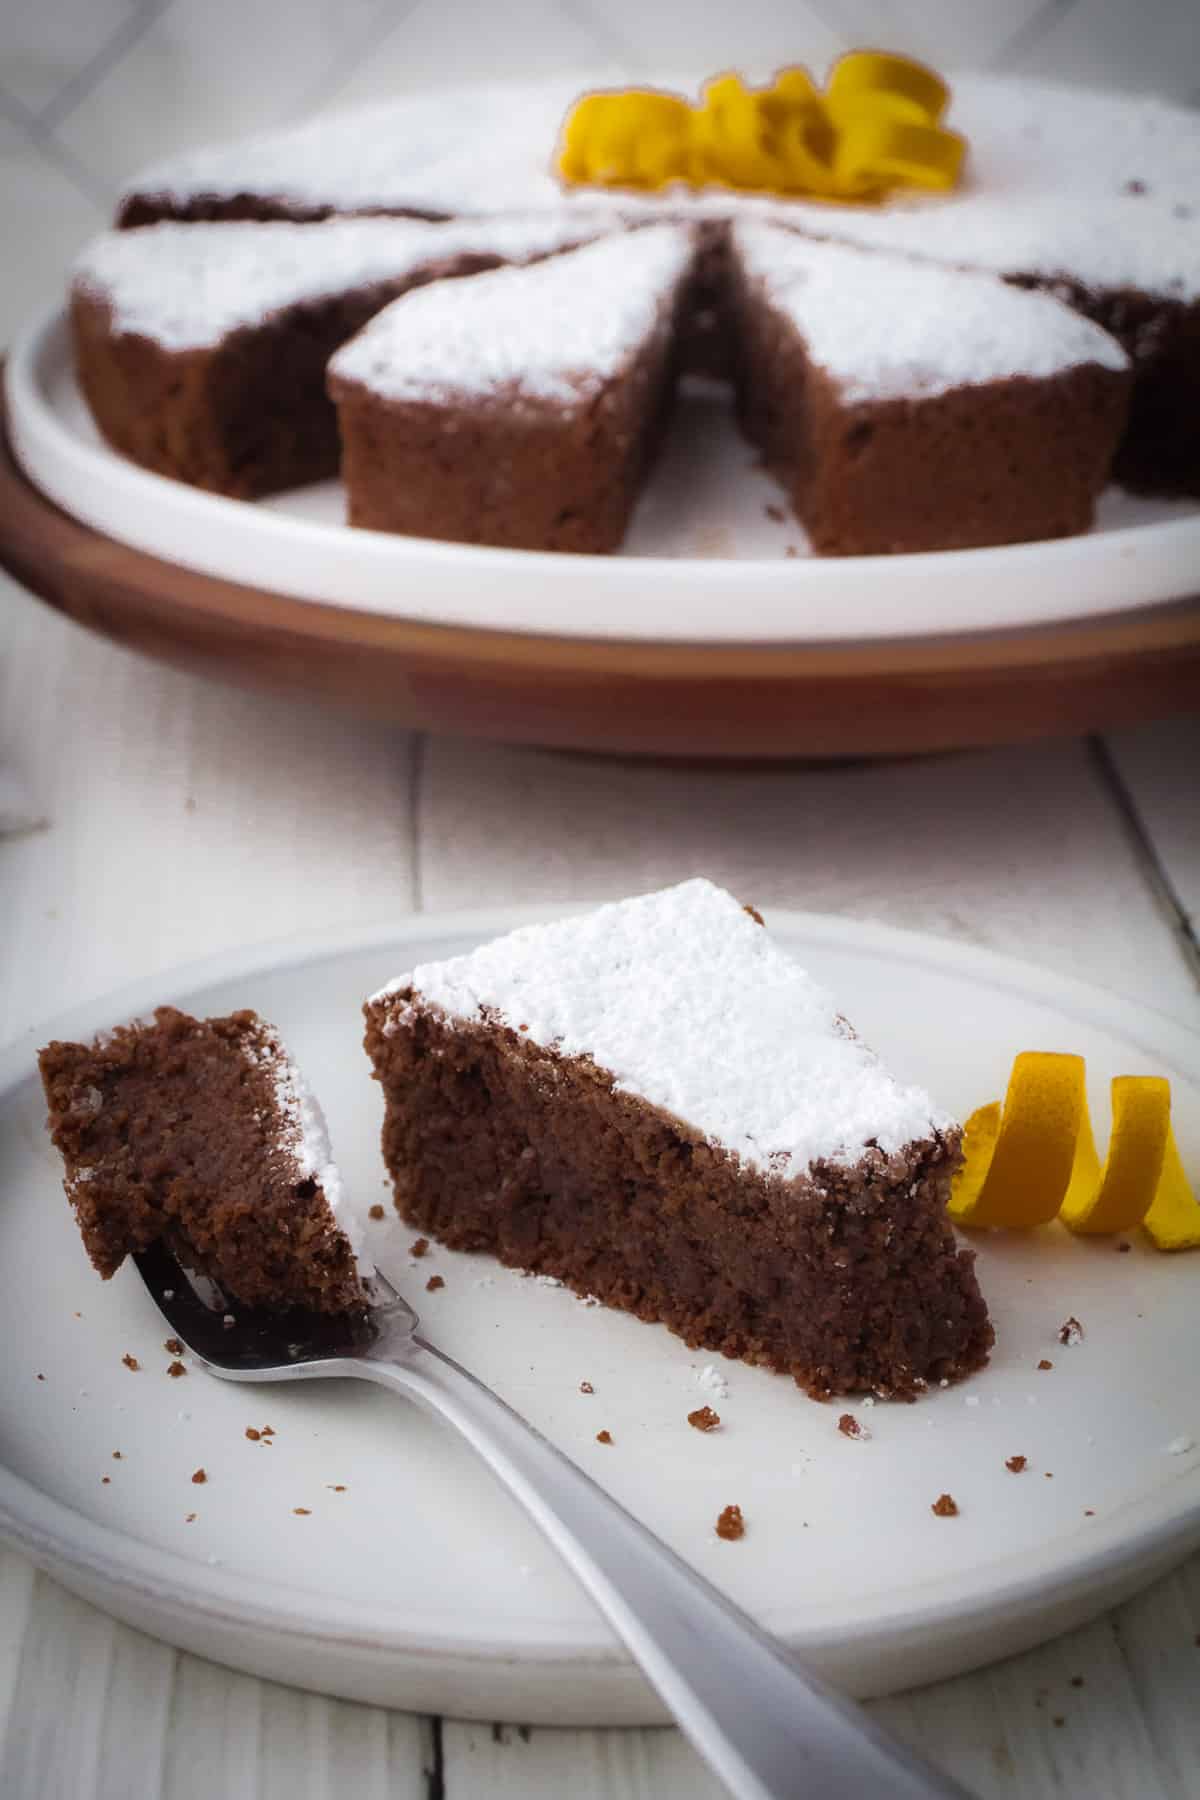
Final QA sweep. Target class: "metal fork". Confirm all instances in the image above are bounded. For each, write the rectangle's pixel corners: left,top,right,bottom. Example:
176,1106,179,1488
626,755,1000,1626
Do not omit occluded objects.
134,1245,971,1800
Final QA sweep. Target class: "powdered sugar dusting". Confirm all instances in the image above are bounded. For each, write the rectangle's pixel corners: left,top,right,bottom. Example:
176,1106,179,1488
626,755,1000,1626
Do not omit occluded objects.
329,225,694,405
247,1024,372,1277
370,878,951,1174
733,223,1128,403
73,214,612,351
120,72,1200,299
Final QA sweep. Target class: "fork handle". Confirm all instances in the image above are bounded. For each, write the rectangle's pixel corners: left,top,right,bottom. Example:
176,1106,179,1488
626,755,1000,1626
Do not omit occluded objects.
352,1337,969,1800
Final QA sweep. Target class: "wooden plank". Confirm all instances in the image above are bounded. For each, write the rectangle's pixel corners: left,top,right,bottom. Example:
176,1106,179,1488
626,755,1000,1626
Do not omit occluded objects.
0,581,416,1035
0,1573,116,1800
96,1625,175,1800
1104,718,1200,940
420,732,1195,1021
441,1719,730,1800
0,1550,37,1754
1107,1568,1200,1800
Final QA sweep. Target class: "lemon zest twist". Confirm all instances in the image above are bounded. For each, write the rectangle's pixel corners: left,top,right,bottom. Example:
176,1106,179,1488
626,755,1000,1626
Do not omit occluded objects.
556,53,965,203
949,1051,1199,1249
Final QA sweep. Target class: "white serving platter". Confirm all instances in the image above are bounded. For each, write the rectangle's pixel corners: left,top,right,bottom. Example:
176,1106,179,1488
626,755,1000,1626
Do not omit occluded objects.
1,908,1197,1725
7,307,1200,646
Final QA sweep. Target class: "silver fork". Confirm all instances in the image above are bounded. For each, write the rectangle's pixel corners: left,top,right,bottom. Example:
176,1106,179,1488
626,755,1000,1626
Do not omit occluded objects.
134,1245,971,1800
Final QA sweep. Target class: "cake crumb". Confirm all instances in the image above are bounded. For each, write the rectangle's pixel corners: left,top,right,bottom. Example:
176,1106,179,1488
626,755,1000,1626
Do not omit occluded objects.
368,1204,385,1221
164,1338,183,1355
261,1425,275,1437
837,1413,868,1440
596,1430,613,1445
166,1360,187,1378
191,1468,207,1485
1053,1716,1065,1728
715,1504,745,1541
112,1450,122,1460
1117,1240,1132,1253
101,1476,111,1485
1058,1316,1084,1346
185,1513,196,1523
579,1381,594,1395
293,1508,311,1516
245,1428,261,1441
1044,1471,1054,1479
426,1274,445,1292
410,1237,429,1259
122,1354,140,1372
931,1493,959,1517
1085,1509,1095,1516
1037,1359,1053,1371
36,1373,45,1381
688,1406,721,1432
327,1485,346,1492
1005,1455,1027,1473
764,503,786,523
1070,1676,1084,1688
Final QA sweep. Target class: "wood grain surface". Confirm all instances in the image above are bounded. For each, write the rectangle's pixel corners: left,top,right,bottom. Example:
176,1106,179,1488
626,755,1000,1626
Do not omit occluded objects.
2,390,1198,761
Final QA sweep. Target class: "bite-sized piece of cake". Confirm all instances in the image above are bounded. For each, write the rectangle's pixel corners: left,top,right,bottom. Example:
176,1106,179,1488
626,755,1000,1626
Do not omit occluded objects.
363,879,992,1399
71,214,610,498
39,1007,369,1314
328,225,697,551
728,223,1131,555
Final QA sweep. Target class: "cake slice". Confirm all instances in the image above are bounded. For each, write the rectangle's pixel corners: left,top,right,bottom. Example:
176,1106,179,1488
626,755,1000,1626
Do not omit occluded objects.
327,224,697,551
363,879,992,1398
71,213,610,498
728,222,1132,554
39,1007,368,1314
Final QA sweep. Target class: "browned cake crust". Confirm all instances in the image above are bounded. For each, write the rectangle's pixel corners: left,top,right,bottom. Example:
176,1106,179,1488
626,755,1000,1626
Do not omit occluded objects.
117,193,450,228
72,250,544,500
39,1007,364,1314
363,997,993,1399
727,251,1132,556
1008,274,1200,497
331,295,685,553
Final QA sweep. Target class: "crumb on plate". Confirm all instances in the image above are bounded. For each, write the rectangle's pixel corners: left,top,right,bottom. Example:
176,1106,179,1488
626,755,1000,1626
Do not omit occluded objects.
715,1504,745,1540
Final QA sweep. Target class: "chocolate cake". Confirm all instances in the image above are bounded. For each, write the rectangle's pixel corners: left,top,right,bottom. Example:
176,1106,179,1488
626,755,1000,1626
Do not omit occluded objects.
328,225,697,551
39,1007,367,1314
728,223,1132,555
113,71,1200,498
363,879,992,1399
71,214,610,498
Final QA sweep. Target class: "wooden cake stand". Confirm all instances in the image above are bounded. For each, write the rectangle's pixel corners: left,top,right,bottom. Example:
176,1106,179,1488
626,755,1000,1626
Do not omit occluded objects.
2,393,1197,761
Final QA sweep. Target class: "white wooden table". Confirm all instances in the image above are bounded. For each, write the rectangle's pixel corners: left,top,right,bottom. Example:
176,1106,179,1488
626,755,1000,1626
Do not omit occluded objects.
2,568,1198,1799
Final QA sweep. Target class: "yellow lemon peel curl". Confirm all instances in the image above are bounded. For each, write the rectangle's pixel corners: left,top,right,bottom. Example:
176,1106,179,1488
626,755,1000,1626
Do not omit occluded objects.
949,1052,1199,1250
556,52,965,202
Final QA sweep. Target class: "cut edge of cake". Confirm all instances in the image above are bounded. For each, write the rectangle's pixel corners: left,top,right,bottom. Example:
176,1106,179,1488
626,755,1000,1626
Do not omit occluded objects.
39,1006,370,1316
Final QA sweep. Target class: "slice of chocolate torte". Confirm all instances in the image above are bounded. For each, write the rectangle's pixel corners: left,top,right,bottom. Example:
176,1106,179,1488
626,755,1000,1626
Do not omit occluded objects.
363,879,992,1398
728,222,1132,554
40,1007,368,1314
327,224,697,551
71,213,611,498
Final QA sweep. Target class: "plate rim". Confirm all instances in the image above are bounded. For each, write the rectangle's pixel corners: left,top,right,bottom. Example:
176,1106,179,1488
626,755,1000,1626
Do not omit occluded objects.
9,306,1200,648
3,904,1199,1671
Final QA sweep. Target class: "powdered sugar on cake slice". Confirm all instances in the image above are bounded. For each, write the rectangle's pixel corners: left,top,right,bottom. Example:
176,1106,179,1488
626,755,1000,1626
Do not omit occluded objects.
329,224,695,406
243,1021,372,1276
733,223,1129,404
371,878,951,1175
73,213,614,351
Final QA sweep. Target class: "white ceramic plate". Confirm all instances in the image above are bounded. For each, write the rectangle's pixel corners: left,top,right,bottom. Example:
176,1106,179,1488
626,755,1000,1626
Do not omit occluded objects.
7,308,1200,646
1,909,1198,1725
